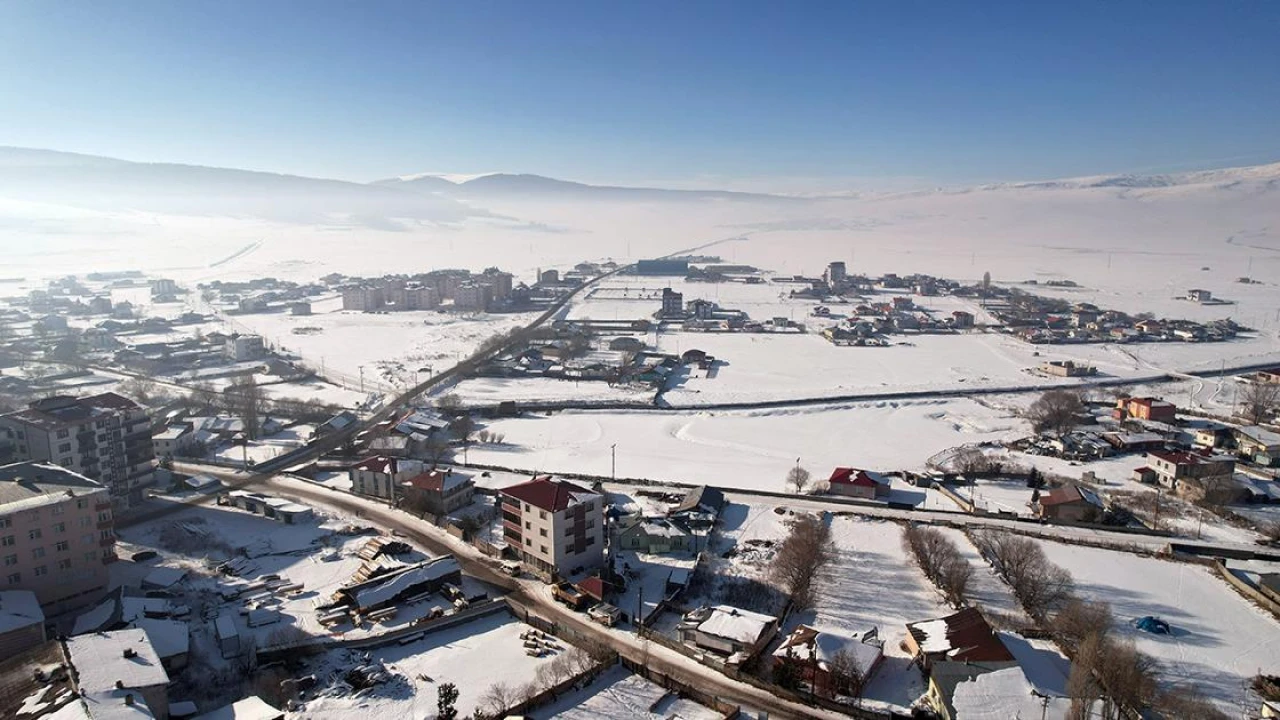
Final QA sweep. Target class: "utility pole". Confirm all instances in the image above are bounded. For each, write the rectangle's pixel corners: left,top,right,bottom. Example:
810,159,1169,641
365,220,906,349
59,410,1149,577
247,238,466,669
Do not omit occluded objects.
358,365,365,393
611,443,617,482
1153,486,1162,530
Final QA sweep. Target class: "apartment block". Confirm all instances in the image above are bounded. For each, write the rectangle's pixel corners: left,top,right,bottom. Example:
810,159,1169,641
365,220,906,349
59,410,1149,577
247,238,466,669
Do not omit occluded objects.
342,286,385,311
501,477,604,579
0,394,155,511
0,462,115,614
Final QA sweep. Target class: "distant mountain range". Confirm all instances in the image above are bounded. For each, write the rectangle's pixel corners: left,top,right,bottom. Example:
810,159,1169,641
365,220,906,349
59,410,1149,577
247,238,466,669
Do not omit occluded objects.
2,147,1278,227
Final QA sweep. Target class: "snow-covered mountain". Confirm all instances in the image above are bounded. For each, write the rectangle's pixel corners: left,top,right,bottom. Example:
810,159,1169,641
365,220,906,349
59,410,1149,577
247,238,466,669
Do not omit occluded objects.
375,171,795,203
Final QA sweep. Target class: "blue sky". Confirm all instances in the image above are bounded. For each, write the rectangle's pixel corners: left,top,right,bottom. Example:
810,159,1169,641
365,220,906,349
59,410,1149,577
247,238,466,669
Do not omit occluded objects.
1,1,1277,190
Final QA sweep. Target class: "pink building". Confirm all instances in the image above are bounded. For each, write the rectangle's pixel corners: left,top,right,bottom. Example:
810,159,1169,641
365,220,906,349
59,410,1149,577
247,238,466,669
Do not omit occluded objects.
0,462,115,614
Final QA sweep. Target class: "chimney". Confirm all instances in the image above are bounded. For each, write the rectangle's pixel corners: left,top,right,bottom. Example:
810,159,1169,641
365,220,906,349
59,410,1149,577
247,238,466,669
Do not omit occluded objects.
125,694,134,706
115,680,124,689
122,648,136,659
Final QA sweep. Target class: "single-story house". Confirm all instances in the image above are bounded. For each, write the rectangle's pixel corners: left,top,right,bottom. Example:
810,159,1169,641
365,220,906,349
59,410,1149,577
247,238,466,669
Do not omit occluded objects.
1234,426,1280,465
1033,484,1104,522
905,608,1018,720
1101,431,1165,453
669,485,725,527
678,605,779,662
335,556,463,613
826,467,891,500
772,624,884,698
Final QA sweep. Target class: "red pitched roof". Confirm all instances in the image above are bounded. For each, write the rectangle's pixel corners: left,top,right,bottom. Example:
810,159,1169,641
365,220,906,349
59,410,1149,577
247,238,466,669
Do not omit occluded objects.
502,476,598,512
576,576,606,602
353,456,396,474
908,607,1014,663
403,469,469,493
828,467,887,487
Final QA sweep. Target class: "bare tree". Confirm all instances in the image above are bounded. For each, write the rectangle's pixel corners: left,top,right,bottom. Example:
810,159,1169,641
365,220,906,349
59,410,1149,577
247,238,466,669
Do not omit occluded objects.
827,647,868,698
1027,389,1085,437
771,513,835,609
1052,597,1113,654
1155,687,1229,720
1239,379,1280,425
952,446,994,476
972,530,1073,621
228,374,263,440
902,525,972,607
479,682,515,719
786,464,811,494
436,393,462,413
424,436,452,465
1096,637,1159,716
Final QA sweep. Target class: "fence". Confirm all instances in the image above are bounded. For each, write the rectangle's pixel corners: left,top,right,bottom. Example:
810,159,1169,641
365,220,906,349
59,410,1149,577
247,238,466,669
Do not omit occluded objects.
1214,559,1280,620
619,656,740,719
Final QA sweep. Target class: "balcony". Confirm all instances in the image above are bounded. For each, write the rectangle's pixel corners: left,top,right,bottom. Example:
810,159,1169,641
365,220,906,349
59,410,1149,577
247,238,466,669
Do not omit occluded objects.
99,535,115,547
95,501,112,512
502,519,523,536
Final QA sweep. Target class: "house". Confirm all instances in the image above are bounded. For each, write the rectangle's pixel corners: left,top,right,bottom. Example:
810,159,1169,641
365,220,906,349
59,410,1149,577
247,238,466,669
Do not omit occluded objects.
64,628,171,720
951,310,974,329
1186,288,1213,303
1039,360,1096,377
1193,423,1233,450
0,590,45,656
659,288,684,318
290,301,312,316
1033,484,1104,522
400,468,475,516
193,696,285,720
153,423,195,458
616,516,694,554
226,491,313,524
680,348,708,365
678,605,779,662
669,485,725,528
1144,450,1238,502
1256,368,1280,385
1101,431,1165,453
1113,396,1177,423
1233,426,1280,464
131,617,190,671
348,456,425,501
500,477,605,579
772,624,884,698
224,333,266,362
608,336,646,353
905,608,1017,720
826,467,891,500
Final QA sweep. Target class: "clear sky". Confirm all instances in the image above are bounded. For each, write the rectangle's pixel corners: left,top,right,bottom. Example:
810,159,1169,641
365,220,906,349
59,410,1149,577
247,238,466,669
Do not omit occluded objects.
1,1,1277,190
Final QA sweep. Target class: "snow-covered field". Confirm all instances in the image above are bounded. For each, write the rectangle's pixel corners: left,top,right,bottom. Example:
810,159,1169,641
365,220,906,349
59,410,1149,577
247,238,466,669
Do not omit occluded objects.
1035,539,1280,710
466,400,1022,489
450,375,654,406
530,665,722,720
295,612,557,720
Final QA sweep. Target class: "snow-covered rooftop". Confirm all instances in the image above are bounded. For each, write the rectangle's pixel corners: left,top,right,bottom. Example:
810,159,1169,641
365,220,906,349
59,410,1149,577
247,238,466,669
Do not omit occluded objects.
65,629,169,720
695,605,777,644
191,695,283,720
0,589,44,635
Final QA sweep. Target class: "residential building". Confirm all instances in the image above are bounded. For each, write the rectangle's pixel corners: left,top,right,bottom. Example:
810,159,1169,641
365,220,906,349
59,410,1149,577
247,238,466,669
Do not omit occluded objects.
223,333,266,362
634,259,689,276
400,469,475,516
0,462,115,613
150,278,178,297
290,301,312,316
479,271,514,301
0,590,45,656
0,394,155,510
237,296,267,313
1033,484,1104,522
539,269,560,285
1256,368,1280,385
668,485,724,527
454,282,492,311
1233,426,1280,464
616,516,694,554
951,310,974,328
88,296,113,314
1144,450,1237,501
772,624,884,698
500,477,604,579
152,424,194,459
65,628,170,720
660,288,684,318
905,607,1017,720
678,605,778,661
1186,288,1213,303
823,261,847,288
1039,360,1096,377
342,286,384,311
348,456,424,502
826,467,891,500
1113,396,1177,423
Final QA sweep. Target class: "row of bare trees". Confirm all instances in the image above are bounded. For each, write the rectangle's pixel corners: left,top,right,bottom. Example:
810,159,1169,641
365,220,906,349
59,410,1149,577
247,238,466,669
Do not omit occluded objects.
901,525,972,607
971,530,1073,622
771,513,836,610
475,639,613,718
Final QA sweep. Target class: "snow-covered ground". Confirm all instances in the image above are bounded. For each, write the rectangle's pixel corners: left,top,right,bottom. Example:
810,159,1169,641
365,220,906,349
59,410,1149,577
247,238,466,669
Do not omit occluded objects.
450,376,654,406
529,664,722,719
295,612,558,720
464,401,1022,490
1035,539,1280,711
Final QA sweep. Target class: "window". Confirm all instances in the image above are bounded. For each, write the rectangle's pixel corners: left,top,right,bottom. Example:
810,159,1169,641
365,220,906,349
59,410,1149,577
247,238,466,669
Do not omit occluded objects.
3,554,15,566
52,505,64,516
58,559,72,570
31,547,45,559
586,519,595,529
33,565,47,577
28,529,41,540
585,536,596,547
0,516,8,528
60,458,72,468
97,511,111,522
58,443,72,453
25,510,39,522
540,545,548,554
539,510,547,520
99,530,112,540
1,536,13,547
524,521,531,529
55,541,69,552
57,428,69,439
6,573,19,585
54,522,66,533
539,528,547,537
77,498,88,509
524,503,531,512
524,538,532,547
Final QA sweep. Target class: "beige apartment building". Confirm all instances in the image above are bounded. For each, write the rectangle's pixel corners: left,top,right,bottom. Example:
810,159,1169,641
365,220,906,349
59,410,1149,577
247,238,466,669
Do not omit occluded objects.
0,462,115,614
501,477,604,580
0,393,155,511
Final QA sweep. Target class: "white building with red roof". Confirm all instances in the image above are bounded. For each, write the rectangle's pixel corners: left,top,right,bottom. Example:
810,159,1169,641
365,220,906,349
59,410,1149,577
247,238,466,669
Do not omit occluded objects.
348,456,425,502
500,476,604,579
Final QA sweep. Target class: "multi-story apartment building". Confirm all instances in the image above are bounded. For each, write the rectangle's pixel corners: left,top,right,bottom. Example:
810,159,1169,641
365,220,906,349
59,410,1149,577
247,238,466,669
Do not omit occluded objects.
501,477,604,580
0,394,155,511
0,462,115,613
342,286,385,311
454,282,493,312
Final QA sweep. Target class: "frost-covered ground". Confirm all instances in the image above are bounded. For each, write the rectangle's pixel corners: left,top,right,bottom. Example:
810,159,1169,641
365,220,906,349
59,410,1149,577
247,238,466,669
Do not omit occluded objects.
1035,539,1280,711
529,664,722,719
294,612,556,720
450,376,654,406
466,401,1022,490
